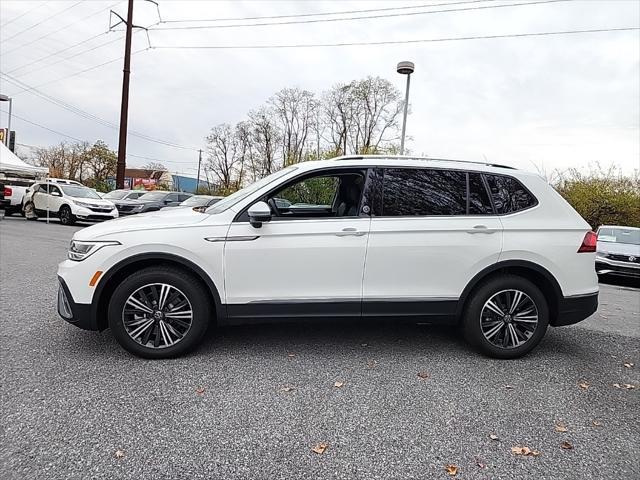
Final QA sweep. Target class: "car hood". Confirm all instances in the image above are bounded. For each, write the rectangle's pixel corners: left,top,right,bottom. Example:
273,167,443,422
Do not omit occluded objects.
73,196,115,207
75,207,215,240
111,199,143,206
597,241,640,256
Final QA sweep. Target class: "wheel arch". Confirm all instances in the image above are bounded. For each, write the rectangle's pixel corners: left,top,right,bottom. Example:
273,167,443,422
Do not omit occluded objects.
92,253,224,331
457,260,563,325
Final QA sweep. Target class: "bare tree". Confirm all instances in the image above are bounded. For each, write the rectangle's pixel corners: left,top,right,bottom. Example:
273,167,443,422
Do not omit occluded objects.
141,161,167,172
248,107,280,178
205,124,239,193
269,88,316,166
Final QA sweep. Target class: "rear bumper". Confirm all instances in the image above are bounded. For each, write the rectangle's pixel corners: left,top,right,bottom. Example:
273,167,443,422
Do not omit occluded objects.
57,277,98,330
554,292,598,326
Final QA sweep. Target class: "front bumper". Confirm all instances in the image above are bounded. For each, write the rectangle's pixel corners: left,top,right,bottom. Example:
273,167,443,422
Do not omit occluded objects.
596,258,640,278
57,277,98,330
554,292,599,326
74,206,118,221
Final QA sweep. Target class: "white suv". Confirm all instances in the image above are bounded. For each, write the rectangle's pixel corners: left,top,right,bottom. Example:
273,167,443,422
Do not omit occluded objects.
24,182,118,225
57,156,599,359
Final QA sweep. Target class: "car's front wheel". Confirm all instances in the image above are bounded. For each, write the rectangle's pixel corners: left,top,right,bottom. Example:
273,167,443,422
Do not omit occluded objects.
462,275,549,359
108,267,211,359
24,202,38,220
59,205,76,226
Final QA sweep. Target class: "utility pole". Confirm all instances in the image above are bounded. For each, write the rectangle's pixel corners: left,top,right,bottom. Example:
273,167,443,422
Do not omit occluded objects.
116,0,134,189
196,149,202,192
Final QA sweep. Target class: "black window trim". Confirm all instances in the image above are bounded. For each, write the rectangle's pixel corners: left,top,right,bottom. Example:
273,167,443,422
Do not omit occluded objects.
232,166,374,223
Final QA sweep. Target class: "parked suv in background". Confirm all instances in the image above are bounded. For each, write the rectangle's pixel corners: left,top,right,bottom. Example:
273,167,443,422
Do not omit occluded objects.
23,182,118,225
57,156,598,359
133,191,192,213
595,225,640,278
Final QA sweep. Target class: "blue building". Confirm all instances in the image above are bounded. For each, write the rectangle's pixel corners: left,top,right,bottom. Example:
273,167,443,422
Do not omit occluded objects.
171,174,214,194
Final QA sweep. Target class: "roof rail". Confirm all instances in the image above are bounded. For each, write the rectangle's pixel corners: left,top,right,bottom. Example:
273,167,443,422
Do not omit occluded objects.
332,154,516,170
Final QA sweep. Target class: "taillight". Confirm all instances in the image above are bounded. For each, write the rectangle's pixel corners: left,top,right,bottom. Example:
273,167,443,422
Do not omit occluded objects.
578,231,597,253
3,186,11,197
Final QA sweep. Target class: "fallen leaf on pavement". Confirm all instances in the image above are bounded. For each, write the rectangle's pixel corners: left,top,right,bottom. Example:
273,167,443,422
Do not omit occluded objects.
592,420,603,427
367,360,377,368
489,434,500,441
311,443,328,455
578,382,589,390
114,449,125,459
511,446,541,456
624,362,634,368
195,386,205,395
623,383,636,389
504,385,514,390
560,441,573,450
281,386,295,392
474,456,487,469
444,464,459,476
417,371,430,379
287,353,296,358
555,422,568,433
334,381,344,388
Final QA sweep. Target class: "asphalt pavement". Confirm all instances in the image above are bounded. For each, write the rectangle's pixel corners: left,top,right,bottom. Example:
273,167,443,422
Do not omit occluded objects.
1,216,638,480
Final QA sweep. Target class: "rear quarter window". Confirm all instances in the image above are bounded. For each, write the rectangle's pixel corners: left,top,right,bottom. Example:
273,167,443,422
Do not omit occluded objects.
484,174,537,214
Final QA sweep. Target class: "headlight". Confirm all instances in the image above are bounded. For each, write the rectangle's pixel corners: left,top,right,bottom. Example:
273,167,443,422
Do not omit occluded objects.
68,240,121,261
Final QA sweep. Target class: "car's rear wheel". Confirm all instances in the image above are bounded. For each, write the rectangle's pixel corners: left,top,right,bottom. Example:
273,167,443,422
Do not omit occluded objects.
59,205,76,226
462,275,549,359
24,202,38,220
108,267,211,359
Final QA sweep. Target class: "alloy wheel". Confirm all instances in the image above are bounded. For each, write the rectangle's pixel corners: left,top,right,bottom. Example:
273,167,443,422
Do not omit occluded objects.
122,283,193,349
480,289,539,349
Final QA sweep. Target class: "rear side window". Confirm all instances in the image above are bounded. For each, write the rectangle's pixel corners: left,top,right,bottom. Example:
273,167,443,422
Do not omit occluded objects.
382,168,466,216
484,174,537,214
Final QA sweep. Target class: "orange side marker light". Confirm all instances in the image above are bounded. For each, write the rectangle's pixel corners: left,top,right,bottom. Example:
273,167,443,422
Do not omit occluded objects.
89,271,103,287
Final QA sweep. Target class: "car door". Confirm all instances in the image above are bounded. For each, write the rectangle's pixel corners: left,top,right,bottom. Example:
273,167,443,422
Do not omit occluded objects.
164,193,180,207
362,168,503,318
223,167,372,320
32,184,49,211
48,185,64,213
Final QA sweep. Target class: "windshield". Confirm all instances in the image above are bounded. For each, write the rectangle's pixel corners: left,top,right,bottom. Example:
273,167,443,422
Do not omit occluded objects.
103,190,128,200
139,191,167,201
181,196,213,206
206,167,298,214
598,228,640,245
61,186,102,199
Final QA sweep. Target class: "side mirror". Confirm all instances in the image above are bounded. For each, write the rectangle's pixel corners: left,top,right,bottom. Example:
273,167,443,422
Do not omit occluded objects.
248,201,272,228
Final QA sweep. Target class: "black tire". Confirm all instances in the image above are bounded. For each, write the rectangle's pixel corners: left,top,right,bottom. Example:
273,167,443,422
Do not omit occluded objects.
59,204,76,226
462,274,549,359
24,202,38,220
108,266,211,359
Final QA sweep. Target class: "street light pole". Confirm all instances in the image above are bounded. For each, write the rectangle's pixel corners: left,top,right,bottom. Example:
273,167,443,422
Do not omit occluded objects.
116,0,134,189
0,94,12,146
396,61,415,155
196,149,202,192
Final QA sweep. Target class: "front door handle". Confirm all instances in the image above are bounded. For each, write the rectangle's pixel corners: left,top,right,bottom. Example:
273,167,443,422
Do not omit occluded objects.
335,227,366,237
467,225,497,234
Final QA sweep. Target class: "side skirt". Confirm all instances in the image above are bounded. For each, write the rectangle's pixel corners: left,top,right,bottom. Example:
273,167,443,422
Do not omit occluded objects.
221,299,459,326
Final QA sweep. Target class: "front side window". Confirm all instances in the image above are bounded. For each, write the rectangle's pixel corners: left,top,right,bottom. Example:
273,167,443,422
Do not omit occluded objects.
267,170,366,219
382,168,466,216
103,190,128,200
484,174,537,214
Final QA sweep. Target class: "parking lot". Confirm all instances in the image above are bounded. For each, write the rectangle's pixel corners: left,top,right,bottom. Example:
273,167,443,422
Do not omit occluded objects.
0,216,638,480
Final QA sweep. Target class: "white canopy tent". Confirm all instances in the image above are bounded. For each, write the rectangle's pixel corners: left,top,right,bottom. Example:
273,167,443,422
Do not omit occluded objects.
0,142,48,177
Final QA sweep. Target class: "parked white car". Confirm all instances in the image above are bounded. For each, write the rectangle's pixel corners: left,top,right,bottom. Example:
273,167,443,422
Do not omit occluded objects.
57,156,599,359
23,181,118,225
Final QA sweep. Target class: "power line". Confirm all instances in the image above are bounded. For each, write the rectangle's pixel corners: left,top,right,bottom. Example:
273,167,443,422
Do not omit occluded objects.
3,2,120,56
161,0,496,23
152,26,640,50
151,0,574,31
0,1,48,28
2,1,85,43
1,73,199,151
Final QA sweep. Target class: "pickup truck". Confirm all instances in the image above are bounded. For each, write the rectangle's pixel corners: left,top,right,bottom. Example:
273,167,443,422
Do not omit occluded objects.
0,179,30,216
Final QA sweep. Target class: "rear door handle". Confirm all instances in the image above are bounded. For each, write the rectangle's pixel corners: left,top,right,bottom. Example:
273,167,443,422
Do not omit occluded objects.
467,225,497,234
335,227,366,237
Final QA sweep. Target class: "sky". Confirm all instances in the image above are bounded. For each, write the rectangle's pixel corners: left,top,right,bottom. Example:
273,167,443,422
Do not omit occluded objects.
0,0,638,178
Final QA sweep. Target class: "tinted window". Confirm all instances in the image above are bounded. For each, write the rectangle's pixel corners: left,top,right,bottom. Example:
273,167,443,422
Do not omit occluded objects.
382,168,466,216
178,194,191,202
484,174,537,214
166,193,179,202
468,173,493,214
